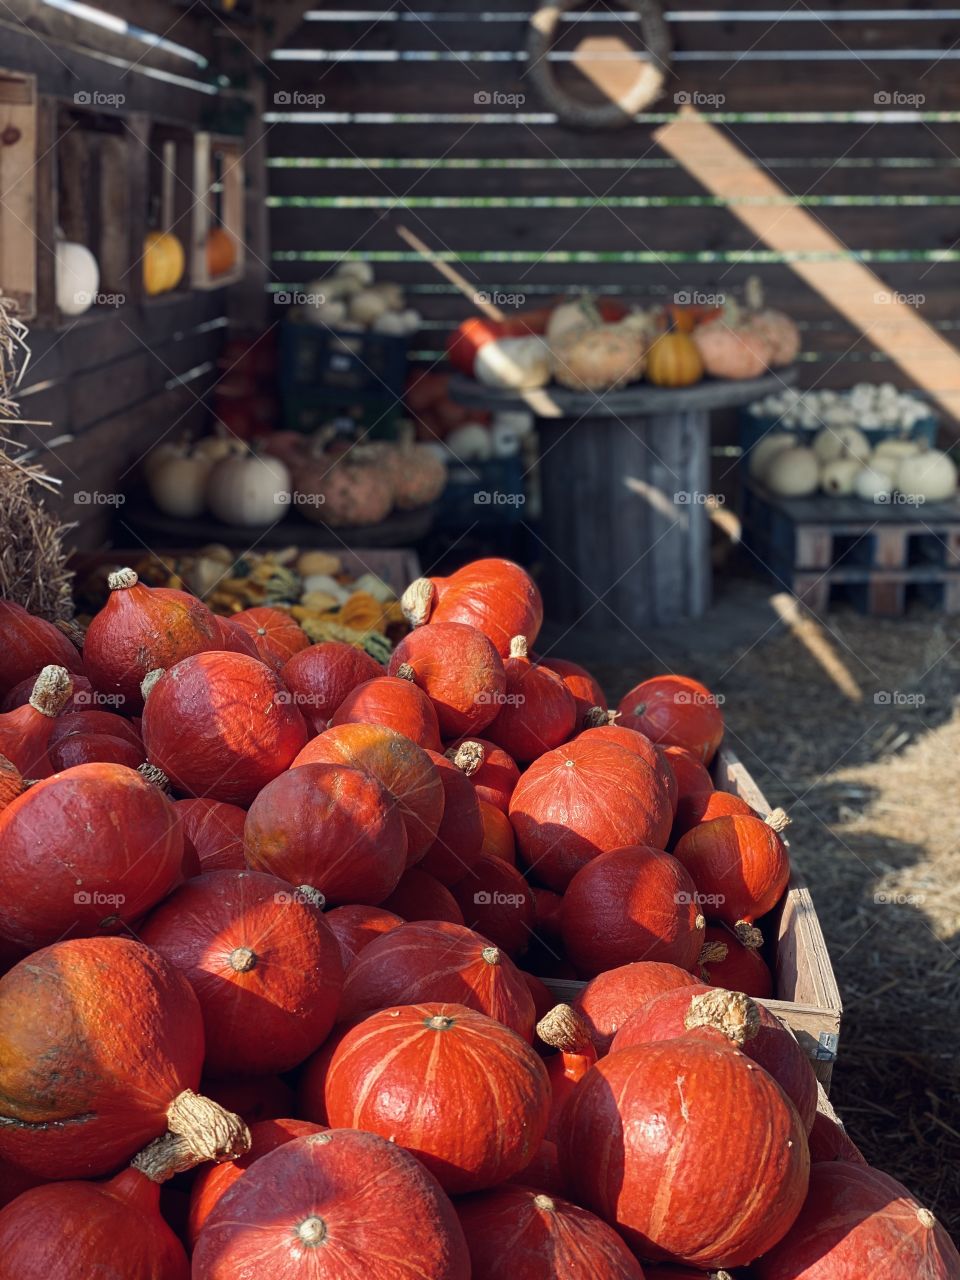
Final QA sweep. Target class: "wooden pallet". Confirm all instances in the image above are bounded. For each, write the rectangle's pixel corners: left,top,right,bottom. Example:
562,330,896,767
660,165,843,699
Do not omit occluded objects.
742,478,960,616
543,742,843,1091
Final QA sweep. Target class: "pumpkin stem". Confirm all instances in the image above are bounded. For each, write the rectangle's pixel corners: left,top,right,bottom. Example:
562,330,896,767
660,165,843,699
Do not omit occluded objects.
699,939,729,968
583,705,614,729
734,920,764,950
508,635,529,660
55,617,86,651
917,1208,937,1229
297,1217,328,1246
533,1194,556,1212
108,567,139,591
131,1130,222,1183
165,1089,251,1165
229,946,257,973
481,946,502,966
424,1014,456,1031
400,577,436,628
536,1003,594,1054
395,662,416,682
141,668,164,701
447,740,485,776
138,763,170,792
684,989,760,1047
27,666,73,718
295,884,326,910
764,807,791,833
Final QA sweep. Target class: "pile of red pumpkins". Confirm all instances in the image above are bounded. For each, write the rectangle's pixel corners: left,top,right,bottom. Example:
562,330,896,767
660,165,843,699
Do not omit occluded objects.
0,557,956,1279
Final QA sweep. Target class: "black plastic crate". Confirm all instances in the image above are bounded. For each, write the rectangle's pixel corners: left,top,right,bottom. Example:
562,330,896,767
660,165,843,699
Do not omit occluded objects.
435,458,528,529
281,388,404,439
280,322,409,397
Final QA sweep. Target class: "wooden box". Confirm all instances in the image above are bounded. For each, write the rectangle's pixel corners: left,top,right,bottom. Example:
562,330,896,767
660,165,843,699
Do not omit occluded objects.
544,742,843,1090
191,132,245,289
0,69,38,319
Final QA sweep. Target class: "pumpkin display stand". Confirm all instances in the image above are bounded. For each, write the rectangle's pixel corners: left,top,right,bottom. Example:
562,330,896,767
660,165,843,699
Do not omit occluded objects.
448,372,790,629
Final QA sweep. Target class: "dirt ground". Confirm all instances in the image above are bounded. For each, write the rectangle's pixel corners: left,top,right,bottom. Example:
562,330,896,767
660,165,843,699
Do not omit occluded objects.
543,572,960,1234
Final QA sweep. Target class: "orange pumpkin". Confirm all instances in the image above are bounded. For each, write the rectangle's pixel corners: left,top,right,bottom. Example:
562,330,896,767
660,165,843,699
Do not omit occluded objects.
206,227,237,278
646,328,704,388
143,231,185,296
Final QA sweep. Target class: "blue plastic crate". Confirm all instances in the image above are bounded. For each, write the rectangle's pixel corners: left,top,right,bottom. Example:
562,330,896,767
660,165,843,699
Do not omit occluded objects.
740,400,938,457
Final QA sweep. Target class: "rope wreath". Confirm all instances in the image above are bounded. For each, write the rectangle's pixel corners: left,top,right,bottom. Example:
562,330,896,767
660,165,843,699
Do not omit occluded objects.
526,0,672,129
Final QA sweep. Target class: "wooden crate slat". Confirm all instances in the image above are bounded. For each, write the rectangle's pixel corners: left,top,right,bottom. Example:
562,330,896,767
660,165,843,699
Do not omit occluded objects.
192,132,247,290
0,68,37,319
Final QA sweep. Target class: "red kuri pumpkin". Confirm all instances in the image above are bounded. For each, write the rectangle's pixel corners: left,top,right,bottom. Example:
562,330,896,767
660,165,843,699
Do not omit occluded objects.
580,722,679,812
673,786,754,844
0,754,24,814
1,669,91,713
382,867,465,925
456,1186,644,1280
560,844,705,977
214,614,262,660
416,748,484,885
672,811,791,943
243,762,408,905
293,722,444,865
0,936,249,1178
192,1129,471,1280
447,736,521,812
538,656,607,725
83,568,222,713
560,1038,810,1267
807,1110,867,1166
338,919,536,1041
509,736,673,892
46,704,145,772
532,886,564,943
572,960,701,1054
402,557,544,656
536,1003,598,1142
617,674,725,764
0,761,184,949
0,665,73,777
139,870,343,1077
486,636,577,763
227,606,308,672
174,798,246,872
297,1024,356,1126
479,798,517,864
331,673,442,750
0,1164,190,1279
324,904,404,969
450,854,536,958
663,742,713,800
389,621,507,737
187,1117,325,1245
280,641,382,735
698,921,773,998
610,984,818,1133
752,1161,960,1279
48,707,143,751
0,599,85,699
325,1002,550,1193
142,652,307,806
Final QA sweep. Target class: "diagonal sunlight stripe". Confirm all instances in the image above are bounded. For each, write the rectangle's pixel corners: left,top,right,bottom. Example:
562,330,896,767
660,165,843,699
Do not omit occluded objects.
654,106,960,425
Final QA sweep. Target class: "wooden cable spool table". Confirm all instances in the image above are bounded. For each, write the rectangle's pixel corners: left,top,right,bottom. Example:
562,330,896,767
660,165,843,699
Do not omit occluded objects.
448,372,792,631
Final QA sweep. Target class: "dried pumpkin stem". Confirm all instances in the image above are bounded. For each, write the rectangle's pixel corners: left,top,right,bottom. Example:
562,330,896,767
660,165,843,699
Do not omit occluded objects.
536,1003,594,1054
131,1131,219,1183
165,1089,251,1164
400,577,435,628
764,808,791,833
509,635,529,660
140,668,164,701
138,763,170,792
108,567,139,591
447,740,485,776
28,665,72,717
55,618,86,651
734,920,764,950
684,989,760,1047
699,940,729,967
395,662,416,682
583,705,615,729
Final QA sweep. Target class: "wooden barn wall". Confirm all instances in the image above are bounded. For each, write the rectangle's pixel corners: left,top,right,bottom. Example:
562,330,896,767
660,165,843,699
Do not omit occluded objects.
266,1,960,417
0,0,257,549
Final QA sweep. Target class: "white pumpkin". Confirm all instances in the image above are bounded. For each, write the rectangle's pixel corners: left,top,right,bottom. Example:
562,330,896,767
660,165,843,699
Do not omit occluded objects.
144,441,187,479
546,297,598,343
474,337,551,390
334,261,375,289
193,436,243,465
302,299,347,329
897,447,958,502
820,457,860,496
854,466,893,502
148,454,211,519
749,431,797,480
446,423,494,462
348,288,392,327
206,452,291,526
56,241,99,317
764,446,820,497
874,438,920,461
869,453,902,484
812,424,870,466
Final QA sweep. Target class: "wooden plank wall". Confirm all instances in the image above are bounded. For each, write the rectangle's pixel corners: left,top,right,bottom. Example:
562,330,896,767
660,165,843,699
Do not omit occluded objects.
265,1,960,409
0,0,260,548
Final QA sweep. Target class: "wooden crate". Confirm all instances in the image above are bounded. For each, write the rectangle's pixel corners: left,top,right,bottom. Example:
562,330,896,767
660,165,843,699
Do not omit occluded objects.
0,69,38,319
742,477,960,616
543,742,843,1090
191,132,245,289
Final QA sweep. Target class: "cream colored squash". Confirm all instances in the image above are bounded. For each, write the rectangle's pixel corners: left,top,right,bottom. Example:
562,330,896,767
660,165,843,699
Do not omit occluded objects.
206,452,291,526
446,423,494,462
764,446,820,497
820,457,861,496
748,431,796,480
812,424,870,465
147,454,211,519
874,438,920,461
546,297,598,343
896,447,958,502
854,466,893,502
474,337,551,390
56,241,99,317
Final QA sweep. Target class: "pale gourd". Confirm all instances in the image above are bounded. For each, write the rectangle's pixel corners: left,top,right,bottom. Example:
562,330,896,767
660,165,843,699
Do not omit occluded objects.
56,241,99,317
303,299,347,329
812,424,870,466
193,436,243,466
764,446,820,497
207,452,291,526
748,431,796,480
446,423,494,462
820,457,860,496
148,454,211,519
334,261,375,289
348,288,392,327
551,325,645,392
869,453,902,484
546,297,598,343
897,447,958,502
474,337,551,390
854,466,893,503
874,438,920,462
144,441,187,479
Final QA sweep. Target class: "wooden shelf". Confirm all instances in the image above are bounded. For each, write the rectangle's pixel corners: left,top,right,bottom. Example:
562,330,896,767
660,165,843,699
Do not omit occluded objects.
0,68,38,319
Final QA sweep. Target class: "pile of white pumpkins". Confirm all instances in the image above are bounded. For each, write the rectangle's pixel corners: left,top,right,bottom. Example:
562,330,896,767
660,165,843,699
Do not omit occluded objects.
748,386,957,504
299,262,422,338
